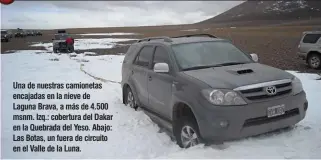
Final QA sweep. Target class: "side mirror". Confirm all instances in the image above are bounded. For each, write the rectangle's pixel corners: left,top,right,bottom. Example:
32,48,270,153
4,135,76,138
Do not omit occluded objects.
154,63,169,73
250,53,259,62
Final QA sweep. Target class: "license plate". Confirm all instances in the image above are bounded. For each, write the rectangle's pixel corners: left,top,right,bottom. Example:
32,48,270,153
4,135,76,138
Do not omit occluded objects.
267,104,285,118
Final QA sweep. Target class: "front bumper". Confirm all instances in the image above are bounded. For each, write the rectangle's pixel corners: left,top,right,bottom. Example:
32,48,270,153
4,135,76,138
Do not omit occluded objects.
196,91,307,142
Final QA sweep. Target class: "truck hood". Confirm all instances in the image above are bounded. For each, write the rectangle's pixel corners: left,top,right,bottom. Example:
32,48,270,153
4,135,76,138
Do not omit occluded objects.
183,63,294,89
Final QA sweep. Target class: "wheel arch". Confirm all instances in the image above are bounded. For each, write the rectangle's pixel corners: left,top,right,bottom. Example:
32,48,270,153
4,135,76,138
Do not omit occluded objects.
172,102,199,127
122,83,130,104
306,51,321,63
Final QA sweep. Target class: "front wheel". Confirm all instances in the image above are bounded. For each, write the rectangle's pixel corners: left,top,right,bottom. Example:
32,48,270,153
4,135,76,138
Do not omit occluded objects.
308,54,321,69
125,87,138,110
174,117,202,148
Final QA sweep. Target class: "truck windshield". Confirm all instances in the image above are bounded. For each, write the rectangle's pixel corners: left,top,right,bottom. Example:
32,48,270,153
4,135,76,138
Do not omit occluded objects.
1,31,7,34
171,41,253,70
54,34,68,40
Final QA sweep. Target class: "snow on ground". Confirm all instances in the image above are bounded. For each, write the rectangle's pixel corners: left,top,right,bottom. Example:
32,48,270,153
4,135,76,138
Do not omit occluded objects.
77,32,141,36
180,29,199,32
30,38,137,51
80,55,125,83
1,51,179,159
1,50,321,159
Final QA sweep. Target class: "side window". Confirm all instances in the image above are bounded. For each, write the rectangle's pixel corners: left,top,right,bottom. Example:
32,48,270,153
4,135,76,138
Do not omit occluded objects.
134,46,154,68
152,46,170,69
302,34,321,44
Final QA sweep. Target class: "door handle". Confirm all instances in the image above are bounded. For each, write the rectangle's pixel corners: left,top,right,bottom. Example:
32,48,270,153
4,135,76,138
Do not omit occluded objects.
148,76,152,81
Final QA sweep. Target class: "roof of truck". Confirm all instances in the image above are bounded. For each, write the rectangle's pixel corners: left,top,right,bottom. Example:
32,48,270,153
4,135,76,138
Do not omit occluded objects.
303,31,321,34
135,34,227,45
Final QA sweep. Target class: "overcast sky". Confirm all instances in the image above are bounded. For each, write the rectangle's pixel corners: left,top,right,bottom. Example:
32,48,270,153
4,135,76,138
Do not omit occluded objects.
1,1,244,29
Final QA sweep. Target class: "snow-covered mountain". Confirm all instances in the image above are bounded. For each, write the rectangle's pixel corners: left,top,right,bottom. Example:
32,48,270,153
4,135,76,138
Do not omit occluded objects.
198,0,321,25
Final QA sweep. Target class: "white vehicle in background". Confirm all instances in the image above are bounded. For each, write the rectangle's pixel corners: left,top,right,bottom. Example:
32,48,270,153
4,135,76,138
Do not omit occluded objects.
297,31,321,69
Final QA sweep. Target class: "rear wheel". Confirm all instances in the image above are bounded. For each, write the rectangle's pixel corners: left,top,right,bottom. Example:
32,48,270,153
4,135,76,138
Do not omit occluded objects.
53,48,58,53
308,53,321,69
125,87,138,110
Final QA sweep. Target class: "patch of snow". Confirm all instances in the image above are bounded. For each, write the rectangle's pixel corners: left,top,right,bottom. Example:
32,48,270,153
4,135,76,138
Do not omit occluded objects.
264,0,309,13
84,52,97,56
30,38,137,51
180,29,199,32
78,32,141,36
1,51,179,159
69,52,78,58
31,42,53,50
230,27,237,29
2,51,321,159
81,55,125,83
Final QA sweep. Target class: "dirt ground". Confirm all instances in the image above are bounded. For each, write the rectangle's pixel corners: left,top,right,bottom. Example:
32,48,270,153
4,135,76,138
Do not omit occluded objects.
1,24,321,73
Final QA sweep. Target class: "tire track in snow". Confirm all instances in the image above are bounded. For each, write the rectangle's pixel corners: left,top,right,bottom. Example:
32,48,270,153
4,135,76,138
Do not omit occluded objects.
79,63,121,84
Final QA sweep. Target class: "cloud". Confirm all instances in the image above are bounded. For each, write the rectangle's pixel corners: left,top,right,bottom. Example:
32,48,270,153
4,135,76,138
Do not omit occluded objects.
1,1,244,29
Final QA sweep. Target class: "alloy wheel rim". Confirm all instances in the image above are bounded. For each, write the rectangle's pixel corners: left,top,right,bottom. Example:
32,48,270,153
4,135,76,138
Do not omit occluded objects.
127,91,135,108
180,126,199,148
310,56,320,68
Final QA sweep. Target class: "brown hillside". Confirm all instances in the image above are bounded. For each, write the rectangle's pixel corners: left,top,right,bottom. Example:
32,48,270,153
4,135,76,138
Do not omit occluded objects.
198,0,321,26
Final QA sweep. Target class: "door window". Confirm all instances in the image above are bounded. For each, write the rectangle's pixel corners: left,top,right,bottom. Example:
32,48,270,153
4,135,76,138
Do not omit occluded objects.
152,46,170,69
134,46,154,68
302,34,321,44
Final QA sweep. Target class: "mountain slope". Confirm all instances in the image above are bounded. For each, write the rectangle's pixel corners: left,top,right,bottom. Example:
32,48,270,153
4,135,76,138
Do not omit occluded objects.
198,0,321,25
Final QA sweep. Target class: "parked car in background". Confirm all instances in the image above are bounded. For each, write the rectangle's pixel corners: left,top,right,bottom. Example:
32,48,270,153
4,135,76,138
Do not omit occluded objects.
1,30,10,42
297,31,321,69
6,30,13,38
15,30,26,38
27,31,33,36
35,31,42,36
121,34,308,148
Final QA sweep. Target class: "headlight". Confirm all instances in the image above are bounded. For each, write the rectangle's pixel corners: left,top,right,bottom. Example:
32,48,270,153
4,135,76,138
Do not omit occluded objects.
202,89,247,106
292,76,303,95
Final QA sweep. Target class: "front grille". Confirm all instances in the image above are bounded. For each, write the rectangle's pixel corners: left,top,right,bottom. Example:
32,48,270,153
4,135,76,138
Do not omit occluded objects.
243,108,299,127
238,81,292,101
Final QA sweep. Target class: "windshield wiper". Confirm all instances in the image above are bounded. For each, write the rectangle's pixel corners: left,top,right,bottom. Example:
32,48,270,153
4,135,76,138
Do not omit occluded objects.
182,62,249,71
182,64,223,71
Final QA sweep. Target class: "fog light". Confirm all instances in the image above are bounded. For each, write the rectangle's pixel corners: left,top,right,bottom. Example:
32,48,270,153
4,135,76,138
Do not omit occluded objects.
220,121,229,128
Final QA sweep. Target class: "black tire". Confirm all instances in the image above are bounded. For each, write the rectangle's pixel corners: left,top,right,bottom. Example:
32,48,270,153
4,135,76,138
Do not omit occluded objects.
174,116,202,148
307,53,321,69
124,87,138,110
68,46,74,53
53,48,58,53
